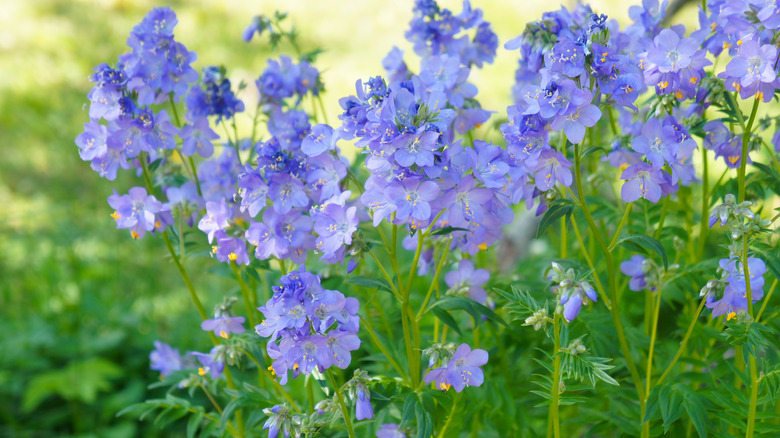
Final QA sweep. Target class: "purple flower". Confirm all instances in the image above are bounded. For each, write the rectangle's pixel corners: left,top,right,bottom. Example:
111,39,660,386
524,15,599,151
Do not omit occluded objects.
560,281,597,322
377,424,407,438
621,255,649,291
630,118,677,168
445,259,490,304
424,343,488,392
192,347,225,380
355,384,373,420
314,202,358,258
201,316,246,339
150,341,184,376
549,101,601,144
108,187,169,239
620,163,666,203
394,130,440,167
198,198,230,244
646,28,699,72
442,176,492,227
302,124,338,157
180,117,219,157
528,149,573,191
213,232,250,265
268,173,309,214
385,178,440,222
237,168,269,218
75,122,130,180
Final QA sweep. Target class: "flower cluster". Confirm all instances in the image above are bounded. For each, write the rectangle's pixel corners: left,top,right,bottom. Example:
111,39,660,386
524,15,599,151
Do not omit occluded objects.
703,256,767,319
547,262,597,322
185,65,246,126
108,187,172,239
423,343,488,392
255,267,361,384
256,56,321,109
405,0,498,68
334,1,523,254
76,7,198,180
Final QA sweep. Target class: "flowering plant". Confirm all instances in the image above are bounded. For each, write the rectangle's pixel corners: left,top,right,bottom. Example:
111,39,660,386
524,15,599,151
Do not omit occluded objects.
76,1,780,437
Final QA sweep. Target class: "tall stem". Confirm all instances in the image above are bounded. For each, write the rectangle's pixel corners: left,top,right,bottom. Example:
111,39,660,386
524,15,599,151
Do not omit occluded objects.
735,95,759,438
548,312,562,438
643,289,663,436
656,297,706,386
327,369,357,438
231,264,258,328
573,142,646,409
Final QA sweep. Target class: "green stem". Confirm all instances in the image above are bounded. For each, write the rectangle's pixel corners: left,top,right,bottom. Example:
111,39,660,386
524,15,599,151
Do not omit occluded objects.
569,215,611,310
698,148,709,260
743,234,758,438
737,98,760,203
573,142,646,407
656,296,706,386
403,231,426,388
756,279,777,323
548,312,562,438
417,240,451,320
199,383,224,414
645,289,663,397
327,369,356,438
367,250,402,301
140,154,245,437
607,202,633,251
437,394,460,438
231,264,258,328
360,316,409,382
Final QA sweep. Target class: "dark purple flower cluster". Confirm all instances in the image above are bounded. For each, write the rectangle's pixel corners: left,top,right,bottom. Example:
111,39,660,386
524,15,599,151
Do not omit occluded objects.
185,66,246,127
255,267,361,384
405,0,498,68
76,7,200,180
256,56,320,109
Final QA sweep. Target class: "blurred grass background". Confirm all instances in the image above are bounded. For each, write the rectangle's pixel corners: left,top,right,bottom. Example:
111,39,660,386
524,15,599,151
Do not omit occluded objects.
0,0,698,435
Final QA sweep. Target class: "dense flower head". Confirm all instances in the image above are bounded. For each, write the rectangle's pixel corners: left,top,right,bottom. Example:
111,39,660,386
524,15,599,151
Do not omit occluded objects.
185,66,245,124
424,343,488,392
108,187,172,239
547,262,597,322
405,0,498,68
150,341,185,376
255,267,361,384
256,56,321,109
705,256,766,318
338,67,521,253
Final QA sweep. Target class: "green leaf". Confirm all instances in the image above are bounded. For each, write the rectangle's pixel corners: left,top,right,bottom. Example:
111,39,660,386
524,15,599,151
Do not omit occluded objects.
430,226,469,236
616,234,668,270
400,393,418,428
557,352,619,387
659,385,684,432
346,276,393,294
428,296,506,326
431,307,462,335
186,410,204,438
536,201,573,238
683,391,708,438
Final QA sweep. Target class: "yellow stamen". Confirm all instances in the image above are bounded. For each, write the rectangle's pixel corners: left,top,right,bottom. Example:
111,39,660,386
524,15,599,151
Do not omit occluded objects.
478,242,488,251
131,231,139,239
727,311,736,321
439,382,451,391
267,366,275,376
229,252,238,261
219,330,229,339
111,211,120,221
198,367,207,376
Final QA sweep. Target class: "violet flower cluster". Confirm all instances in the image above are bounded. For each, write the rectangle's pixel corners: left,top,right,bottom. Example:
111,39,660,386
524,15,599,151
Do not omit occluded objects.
255,267,361,384
333,0,523,255
424,343,488,392
76,7,197,180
